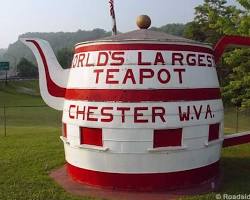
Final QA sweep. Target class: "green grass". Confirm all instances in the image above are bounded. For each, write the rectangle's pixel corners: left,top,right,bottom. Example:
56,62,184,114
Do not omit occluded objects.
0,80,250,200
181,144,250,200
0,81,95,200
0,80,42,106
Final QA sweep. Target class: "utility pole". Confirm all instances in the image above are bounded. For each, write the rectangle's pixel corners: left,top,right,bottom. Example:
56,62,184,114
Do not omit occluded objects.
5,69,7,85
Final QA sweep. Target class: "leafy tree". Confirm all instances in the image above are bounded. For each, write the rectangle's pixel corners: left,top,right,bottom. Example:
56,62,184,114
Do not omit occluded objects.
220,0,250,108
17,57,38,78
184,21,207,42
184,0,250,109
183,0,243,86
222,49,250,107
183,0,242,44
237,0,250,10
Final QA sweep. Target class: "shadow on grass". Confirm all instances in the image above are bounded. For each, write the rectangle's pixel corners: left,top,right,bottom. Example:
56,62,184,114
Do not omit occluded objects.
220,155,250,193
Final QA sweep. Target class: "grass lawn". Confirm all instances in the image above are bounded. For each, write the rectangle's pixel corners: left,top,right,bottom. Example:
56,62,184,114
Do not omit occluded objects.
0,80,250,200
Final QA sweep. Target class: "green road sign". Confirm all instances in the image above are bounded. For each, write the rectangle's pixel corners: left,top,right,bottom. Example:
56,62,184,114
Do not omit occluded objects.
0,62,10,71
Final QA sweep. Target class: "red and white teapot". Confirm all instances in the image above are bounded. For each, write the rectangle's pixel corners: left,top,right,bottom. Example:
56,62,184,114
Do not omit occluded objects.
20,15,250,191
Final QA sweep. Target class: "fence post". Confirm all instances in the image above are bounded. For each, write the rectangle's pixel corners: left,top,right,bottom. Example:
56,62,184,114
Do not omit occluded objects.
3,105,6,136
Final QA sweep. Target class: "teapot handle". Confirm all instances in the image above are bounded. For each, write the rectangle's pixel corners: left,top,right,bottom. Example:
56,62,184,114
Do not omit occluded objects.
214,35,250,64
223,131,250,148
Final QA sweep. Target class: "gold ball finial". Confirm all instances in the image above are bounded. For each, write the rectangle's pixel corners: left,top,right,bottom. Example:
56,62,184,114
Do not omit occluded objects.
136,15,151,29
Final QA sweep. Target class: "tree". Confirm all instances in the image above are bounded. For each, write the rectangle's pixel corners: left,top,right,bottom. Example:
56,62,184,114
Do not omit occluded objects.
57,48,73,69
183,0,242,44
17,57,38,78
221,0,250,109
184,0,250,109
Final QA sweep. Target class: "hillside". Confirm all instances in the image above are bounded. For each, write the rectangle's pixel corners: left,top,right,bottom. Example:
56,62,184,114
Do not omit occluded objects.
150,23,185,36
0,80,41,106
2,23,186,69
3,28,111,67
0,48,7,59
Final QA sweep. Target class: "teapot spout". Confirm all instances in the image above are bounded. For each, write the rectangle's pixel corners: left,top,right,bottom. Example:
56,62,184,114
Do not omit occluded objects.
20,38,69,110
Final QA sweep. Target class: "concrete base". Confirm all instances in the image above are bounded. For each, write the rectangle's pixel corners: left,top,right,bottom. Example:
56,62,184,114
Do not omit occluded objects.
49,165,222,200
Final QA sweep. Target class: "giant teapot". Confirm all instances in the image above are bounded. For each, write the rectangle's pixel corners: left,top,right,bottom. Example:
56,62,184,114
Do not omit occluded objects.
21,16,250,191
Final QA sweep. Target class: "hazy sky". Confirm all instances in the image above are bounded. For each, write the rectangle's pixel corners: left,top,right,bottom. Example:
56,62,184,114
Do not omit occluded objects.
0,0,240,48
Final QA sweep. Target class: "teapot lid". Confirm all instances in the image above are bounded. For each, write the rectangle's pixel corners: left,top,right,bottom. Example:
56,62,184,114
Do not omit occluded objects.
98,29,202,44
76,15,210,48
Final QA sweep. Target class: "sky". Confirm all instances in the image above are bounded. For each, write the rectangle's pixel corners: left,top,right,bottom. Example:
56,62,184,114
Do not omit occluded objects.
0,0,240,49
